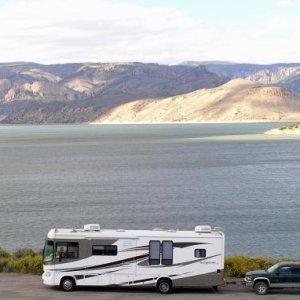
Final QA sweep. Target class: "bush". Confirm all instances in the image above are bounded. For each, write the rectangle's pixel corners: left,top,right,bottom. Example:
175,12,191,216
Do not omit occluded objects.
0,248,11,258
225,255,276,278
0,248,43,275
225,255,300,278
14,248,38,258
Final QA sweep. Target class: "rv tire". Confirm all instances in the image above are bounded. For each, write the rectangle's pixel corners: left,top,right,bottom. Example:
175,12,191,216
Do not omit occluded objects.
60,277,76,292
157,278,172,294
212,286,218,292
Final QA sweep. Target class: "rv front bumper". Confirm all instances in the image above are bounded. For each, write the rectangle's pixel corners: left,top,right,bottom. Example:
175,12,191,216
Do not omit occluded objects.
42,271,55,286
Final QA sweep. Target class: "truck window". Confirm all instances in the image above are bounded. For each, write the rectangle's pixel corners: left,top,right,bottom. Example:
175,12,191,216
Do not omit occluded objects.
56,242,79,259
194,249,206,258
149,241,160,265
162,241,173,265
92,245,117,255
292,267,300,274
279,266,292,275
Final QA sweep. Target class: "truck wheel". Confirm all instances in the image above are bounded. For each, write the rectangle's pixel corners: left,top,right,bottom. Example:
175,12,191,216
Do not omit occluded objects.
254,281,268,295
157,279,172,294
61,277,75,292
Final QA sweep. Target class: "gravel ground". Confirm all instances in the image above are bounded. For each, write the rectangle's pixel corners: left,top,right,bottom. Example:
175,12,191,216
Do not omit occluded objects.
1,273,300,300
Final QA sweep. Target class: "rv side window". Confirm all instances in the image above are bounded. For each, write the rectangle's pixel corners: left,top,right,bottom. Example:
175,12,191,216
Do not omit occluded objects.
149,241,160,265
162,241,173,265
194,249,206,258
92,245,118,256
56,242,79,259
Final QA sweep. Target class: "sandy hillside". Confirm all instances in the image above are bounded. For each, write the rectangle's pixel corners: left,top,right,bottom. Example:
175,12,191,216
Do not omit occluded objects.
92,79,300,123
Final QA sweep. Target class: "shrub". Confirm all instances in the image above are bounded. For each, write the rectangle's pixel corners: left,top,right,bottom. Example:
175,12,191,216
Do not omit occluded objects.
14,248,37,258
225,255,276,278
225,255,300,278
0,248,43,275
0,248,11,258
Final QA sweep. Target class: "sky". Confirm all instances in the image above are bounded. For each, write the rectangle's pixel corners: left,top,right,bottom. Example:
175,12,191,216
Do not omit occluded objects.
0,0,300,64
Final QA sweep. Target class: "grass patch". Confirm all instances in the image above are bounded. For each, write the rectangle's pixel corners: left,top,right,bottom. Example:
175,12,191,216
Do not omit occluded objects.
0,248,299,278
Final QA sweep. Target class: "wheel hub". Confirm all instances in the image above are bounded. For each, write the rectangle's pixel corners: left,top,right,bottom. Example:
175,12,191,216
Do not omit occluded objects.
63,280,72,290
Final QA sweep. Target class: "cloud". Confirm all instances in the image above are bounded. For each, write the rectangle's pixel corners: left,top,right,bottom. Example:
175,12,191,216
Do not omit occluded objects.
278,0,300,7
0,0,299,64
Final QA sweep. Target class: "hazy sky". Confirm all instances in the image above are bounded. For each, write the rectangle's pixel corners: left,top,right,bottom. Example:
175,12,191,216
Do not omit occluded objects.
0,0,300,64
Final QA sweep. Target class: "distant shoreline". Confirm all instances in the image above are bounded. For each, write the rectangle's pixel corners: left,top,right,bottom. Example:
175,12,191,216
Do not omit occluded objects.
90,120,295,125
0,120,294,126
265,123,300,135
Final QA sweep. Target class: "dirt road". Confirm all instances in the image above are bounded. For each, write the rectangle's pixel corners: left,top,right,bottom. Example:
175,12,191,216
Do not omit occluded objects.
1,273,300,300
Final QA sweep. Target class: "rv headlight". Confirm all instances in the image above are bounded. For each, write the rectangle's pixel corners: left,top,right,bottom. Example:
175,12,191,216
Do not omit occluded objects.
44,272,51,277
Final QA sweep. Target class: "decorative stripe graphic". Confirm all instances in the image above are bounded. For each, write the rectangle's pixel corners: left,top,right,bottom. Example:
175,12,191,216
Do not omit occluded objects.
138,254,221,268
129,277,158,284
173,242,209,248
121,242,208,252
54,254,149,272
120,245,149,252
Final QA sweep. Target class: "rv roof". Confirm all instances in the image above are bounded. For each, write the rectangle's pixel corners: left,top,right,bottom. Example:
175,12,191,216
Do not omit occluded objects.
47,228,224,240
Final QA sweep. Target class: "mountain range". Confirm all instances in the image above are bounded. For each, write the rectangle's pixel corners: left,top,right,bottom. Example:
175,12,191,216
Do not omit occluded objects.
1,61,300,124
0,62,227,123
183,61,300,94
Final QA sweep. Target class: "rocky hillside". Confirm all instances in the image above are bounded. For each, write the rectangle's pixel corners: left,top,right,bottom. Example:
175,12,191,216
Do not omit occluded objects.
0,62,228,123
182,61,300,94
92,79,300,123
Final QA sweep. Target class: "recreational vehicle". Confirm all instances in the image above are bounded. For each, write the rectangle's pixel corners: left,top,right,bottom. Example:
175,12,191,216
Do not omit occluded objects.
42,224,225,293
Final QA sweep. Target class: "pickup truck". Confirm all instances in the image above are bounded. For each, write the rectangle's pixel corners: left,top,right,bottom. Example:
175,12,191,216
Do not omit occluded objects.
244,262,300,295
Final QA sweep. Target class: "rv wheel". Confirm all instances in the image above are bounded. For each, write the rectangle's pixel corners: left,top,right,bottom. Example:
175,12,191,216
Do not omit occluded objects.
61,277,75,292
212,286,218,292
157,279,172,294
254,281,268,295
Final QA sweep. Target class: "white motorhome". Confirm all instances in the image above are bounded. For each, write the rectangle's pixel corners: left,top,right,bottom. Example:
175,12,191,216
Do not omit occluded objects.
42,224,225,293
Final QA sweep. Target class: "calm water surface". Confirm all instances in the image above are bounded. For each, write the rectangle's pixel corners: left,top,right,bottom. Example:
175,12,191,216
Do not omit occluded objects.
0,123,299,257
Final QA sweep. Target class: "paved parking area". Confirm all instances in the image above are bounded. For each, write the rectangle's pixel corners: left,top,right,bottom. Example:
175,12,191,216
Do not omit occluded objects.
1,273,300,300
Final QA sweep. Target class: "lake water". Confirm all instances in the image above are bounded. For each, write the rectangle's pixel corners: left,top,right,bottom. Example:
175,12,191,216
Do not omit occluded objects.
0,123,300,258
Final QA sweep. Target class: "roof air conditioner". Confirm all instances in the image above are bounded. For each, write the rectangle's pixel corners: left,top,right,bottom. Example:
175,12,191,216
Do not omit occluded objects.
84,224,100,231
194,225,212,233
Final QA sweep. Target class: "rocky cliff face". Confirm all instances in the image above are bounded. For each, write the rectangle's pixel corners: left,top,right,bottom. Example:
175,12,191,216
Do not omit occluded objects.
0,62,228,123
183,61,300,93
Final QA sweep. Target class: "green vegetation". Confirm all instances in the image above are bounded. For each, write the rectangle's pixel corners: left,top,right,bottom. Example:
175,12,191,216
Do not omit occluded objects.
0,248,43,275
0,248,299,278
225,255,300,278
279,122,300,131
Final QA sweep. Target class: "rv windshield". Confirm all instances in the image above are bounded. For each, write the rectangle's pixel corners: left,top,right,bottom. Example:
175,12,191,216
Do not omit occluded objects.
43,240,54,263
